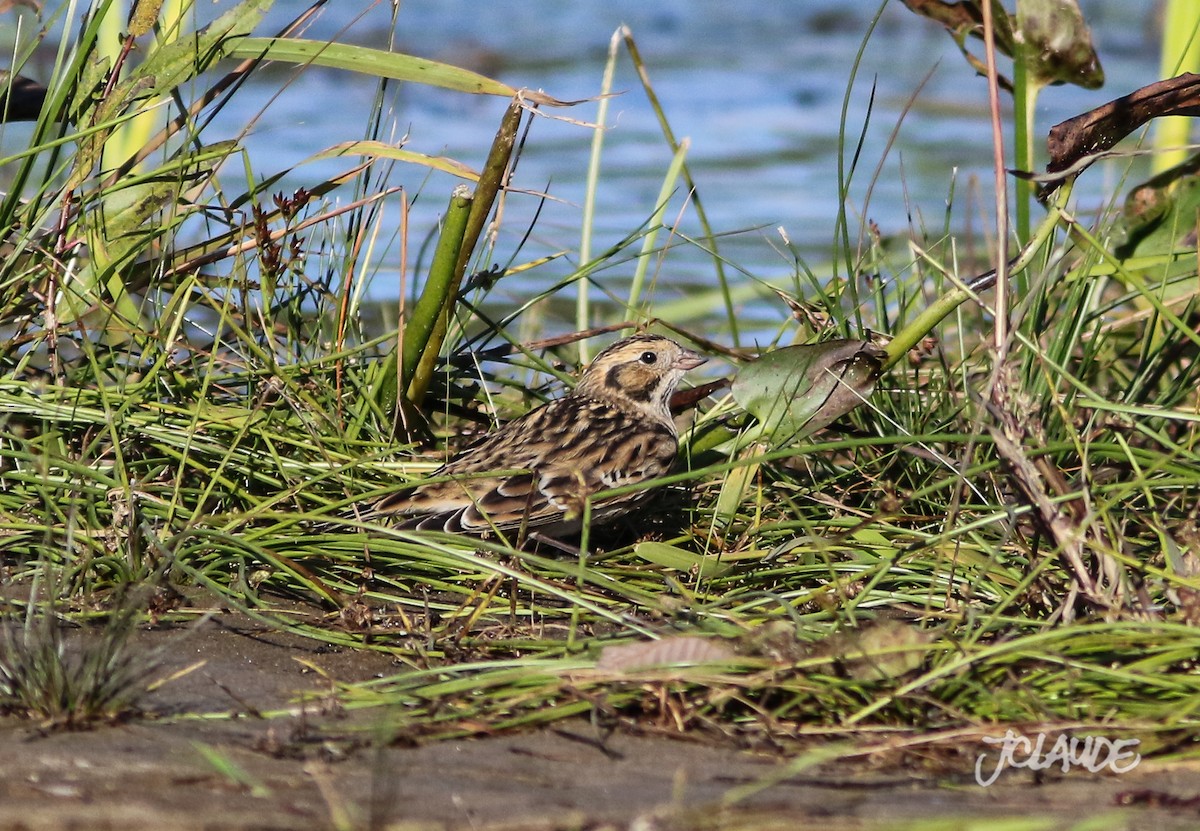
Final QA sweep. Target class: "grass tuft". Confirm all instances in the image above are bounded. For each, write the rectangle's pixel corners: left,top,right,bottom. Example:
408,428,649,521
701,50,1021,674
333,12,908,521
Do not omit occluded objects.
0,580,162,727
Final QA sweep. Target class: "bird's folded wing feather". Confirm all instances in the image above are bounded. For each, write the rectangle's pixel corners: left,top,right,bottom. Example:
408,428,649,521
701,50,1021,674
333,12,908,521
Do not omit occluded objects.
372,403,678,533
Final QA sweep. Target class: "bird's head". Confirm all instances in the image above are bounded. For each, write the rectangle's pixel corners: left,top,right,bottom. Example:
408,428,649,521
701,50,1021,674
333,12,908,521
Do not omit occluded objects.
574,333,706,421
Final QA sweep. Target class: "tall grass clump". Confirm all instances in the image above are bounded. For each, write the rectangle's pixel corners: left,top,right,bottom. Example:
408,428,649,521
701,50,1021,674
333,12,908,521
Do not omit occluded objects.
0,568,164,726
2,0,1200,767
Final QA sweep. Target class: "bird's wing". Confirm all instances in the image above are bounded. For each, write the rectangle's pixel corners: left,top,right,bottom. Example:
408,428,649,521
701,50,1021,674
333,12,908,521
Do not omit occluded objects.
372,400,677,534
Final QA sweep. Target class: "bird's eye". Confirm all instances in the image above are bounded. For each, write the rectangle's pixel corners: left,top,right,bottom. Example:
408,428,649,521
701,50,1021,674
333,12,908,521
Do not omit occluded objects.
639,351,658,364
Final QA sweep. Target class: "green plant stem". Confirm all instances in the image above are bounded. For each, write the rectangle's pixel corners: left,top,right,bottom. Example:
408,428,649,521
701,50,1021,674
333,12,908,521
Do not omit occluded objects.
882,193,1066,370
628,138,689,312
455,98,521,279
622,27,739,344
1153,0,1200,173
406,99,520,406
399,186,472,403
1012,55,1034,246
577,29,622,361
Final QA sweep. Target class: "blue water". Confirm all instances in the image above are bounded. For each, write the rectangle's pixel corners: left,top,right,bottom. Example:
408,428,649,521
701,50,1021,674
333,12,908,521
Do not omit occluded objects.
3,1,1168,341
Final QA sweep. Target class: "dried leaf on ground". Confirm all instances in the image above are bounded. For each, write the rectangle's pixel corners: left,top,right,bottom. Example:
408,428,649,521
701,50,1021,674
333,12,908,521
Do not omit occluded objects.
596,636,736,672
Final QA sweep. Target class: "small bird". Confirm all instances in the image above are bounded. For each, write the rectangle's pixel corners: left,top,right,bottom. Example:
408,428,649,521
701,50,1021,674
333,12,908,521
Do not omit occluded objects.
371,333,706,537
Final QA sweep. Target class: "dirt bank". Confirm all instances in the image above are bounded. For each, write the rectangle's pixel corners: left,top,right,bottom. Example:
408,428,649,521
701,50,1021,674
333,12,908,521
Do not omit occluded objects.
1,610,1196,830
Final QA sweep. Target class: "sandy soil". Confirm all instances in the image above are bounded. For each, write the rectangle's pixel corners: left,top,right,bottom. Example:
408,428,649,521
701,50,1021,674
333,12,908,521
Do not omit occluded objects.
2,610,1198,830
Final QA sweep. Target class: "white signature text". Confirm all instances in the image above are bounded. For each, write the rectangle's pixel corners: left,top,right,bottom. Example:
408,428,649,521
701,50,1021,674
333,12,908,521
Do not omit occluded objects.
975,730,1141,786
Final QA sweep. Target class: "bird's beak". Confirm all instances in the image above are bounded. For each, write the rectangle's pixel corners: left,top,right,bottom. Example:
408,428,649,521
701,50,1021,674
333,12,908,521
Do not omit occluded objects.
673,349,707,371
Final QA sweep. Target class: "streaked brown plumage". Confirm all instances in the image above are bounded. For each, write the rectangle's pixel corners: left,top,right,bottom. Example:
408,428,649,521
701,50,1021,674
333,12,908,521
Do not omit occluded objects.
371,333,706,536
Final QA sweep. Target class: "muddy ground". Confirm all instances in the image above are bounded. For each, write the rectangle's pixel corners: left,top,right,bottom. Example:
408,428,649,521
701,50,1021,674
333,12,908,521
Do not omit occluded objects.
2,608,1199,830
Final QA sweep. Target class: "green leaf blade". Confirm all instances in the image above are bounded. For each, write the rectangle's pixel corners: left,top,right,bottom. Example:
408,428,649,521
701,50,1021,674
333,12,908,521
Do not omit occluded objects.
731,340,884,445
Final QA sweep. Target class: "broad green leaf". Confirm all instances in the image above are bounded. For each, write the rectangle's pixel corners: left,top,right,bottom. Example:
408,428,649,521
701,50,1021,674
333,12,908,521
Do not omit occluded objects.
1116,164,1200,260
63,142,235,337
223,38,570,106
65,56,113,188
67,53,109,128
633,541,732,579
312,141,479,181
85,142,236,272
731,340,884,444
128,0,273,99
61,179,176,340
193,403,267,428
711,451,759,531
1153,0,1200,172
1112,162,1200,310
66,0,270,189
88,180,176,265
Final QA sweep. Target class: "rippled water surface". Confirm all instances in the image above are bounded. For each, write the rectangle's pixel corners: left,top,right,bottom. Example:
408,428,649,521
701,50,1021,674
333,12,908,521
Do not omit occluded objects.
4,1,1169,338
